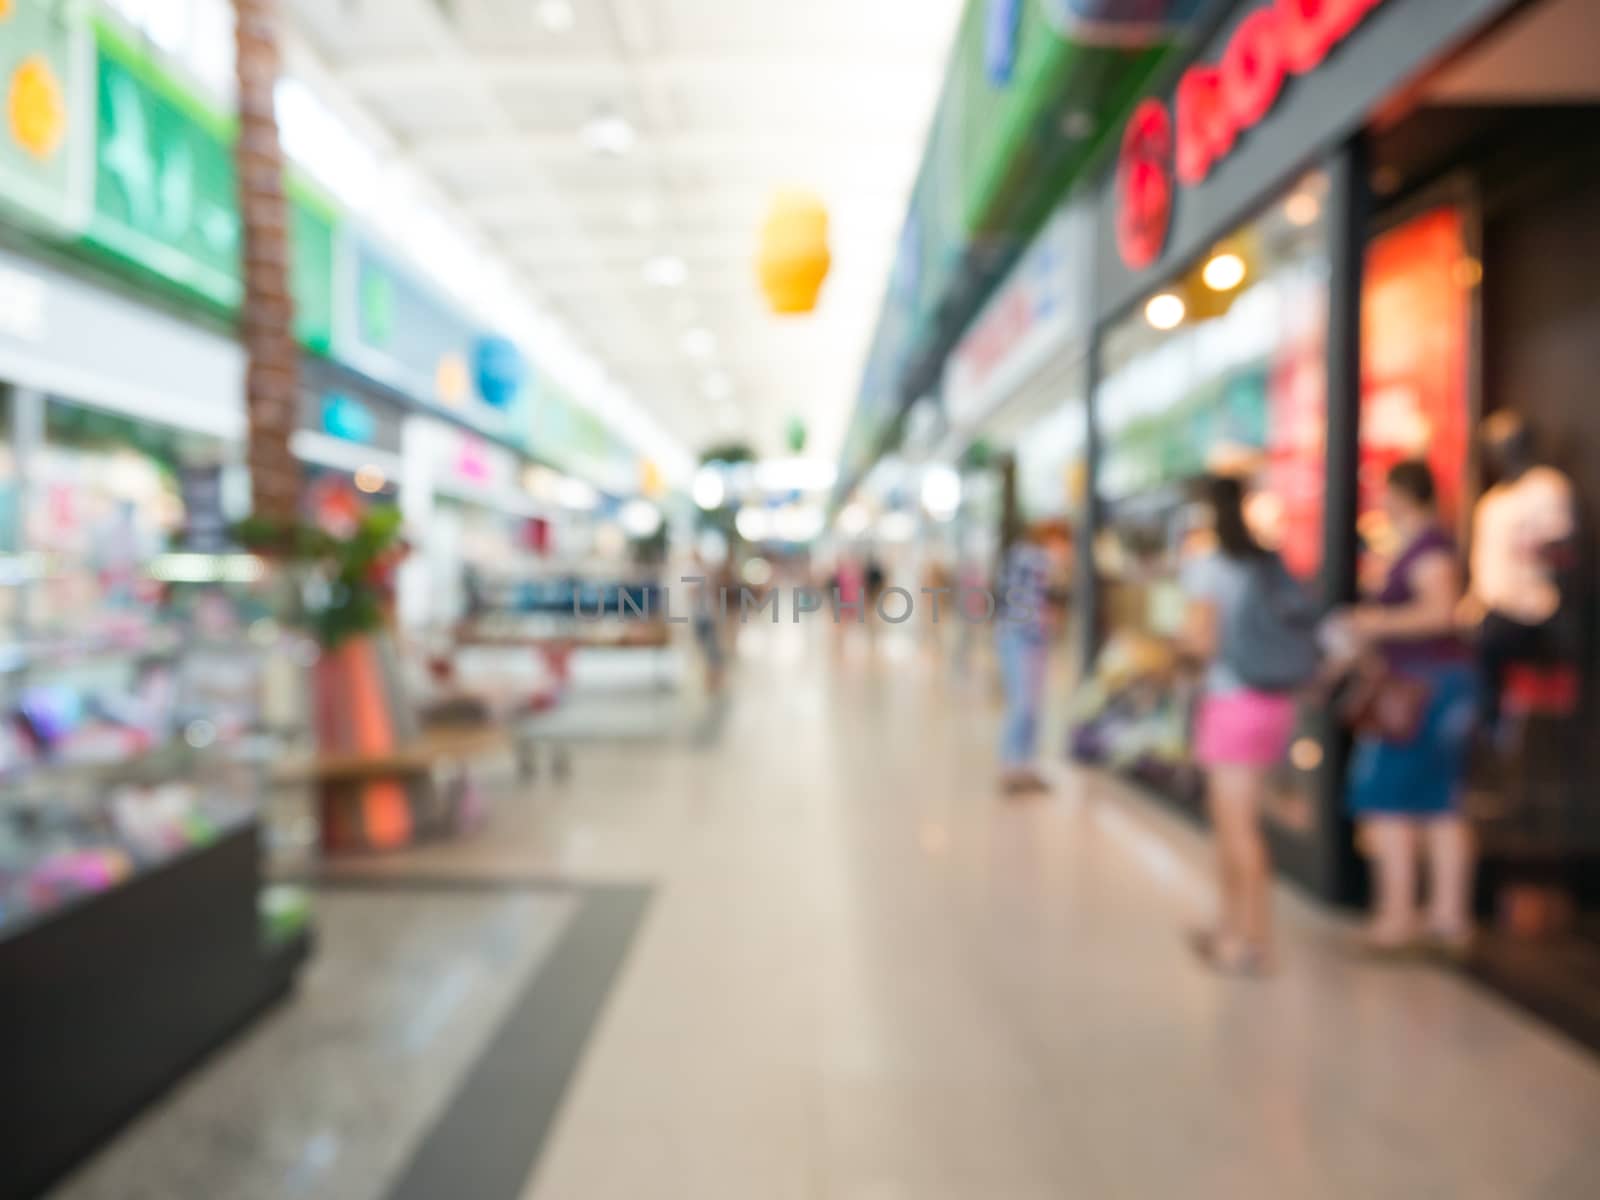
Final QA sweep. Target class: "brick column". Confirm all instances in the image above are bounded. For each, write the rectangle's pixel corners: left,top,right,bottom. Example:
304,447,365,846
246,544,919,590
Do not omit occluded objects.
233,0,301,521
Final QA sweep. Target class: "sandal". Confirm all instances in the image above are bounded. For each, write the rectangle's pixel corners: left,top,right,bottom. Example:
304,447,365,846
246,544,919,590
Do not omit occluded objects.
1423,927,1475,963
1189,930,1275,978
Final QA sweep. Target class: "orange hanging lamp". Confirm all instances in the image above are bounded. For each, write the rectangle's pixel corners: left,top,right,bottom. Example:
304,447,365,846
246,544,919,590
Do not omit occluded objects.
757,189,832,315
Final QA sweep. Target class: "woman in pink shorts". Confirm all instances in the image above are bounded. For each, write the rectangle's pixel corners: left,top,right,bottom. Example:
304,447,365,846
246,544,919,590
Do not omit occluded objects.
1180,477,1297,975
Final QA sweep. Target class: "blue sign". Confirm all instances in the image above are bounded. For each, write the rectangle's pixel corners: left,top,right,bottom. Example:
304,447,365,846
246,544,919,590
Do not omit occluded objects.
473,335,528,411
985,0,1022,86
321,392,377,444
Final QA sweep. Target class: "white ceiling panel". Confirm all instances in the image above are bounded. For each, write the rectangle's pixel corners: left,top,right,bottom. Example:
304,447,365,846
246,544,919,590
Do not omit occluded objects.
285,0,964,459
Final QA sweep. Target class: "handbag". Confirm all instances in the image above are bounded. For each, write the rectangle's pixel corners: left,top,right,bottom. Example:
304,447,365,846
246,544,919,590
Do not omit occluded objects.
1334,663,1432,744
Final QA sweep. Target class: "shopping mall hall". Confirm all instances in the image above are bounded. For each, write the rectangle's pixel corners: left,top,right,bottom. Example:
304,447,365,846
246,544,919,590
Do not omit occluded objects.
4,0,1600,1196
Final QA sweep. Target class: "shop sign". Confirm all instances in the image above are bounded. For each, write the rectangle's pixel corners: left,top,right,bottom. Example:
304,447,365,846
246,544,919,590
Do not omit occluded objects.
289,182,337,354
320,393,376,445
87,20,241,309
1116,0,1388,268
0,0,89,233
473,335,529,411
945,200,1089,430
0,243,245,439
340,236,493,418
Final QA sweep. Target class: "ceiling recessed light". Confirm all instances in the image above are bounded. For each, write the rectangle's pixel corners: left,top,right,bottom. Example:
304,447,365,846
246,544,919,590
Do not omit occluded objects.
1201,251,1246,292
1284,191,1320,227
682,328,717,359
643,255,688,288
581,110,635,157
537,0,575,32
1145,292,1186,331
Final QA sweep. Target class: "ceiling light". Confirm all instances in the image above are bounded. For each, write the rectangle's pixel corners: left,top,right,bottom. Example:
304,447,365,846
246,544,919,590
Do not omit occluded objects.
735,507,772,542
1145,292,1186,331
643,256,688,288
620,499,662,538
692,467,726,511
522,464,562,502
353,465,386,494
773,504,825,543
537,0,575,32
1284,191,1320,227
920,465,962,518
1201,252,1246,292
558,478,599,510
837,503,870,538
581,110,635,157
877,512,917,543
703,372,733,400
681,327,717,359
755,457,837,493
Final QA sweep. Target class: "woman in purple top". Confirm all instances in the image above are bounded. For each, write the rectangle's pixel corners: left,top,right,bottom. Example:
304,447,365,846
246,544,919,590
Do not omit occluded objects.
1341,461,1477,954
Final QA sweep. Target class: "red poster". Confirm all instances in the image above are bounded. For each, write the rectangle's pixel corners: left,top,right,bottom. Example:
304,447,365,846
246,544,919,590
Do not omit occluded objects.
1360,208,1472,558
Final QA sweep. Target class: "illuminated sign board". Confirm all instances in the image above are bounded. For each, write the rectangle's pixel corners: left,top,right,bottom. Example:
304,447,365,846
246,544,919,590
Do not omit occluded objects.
1116,0,1389,268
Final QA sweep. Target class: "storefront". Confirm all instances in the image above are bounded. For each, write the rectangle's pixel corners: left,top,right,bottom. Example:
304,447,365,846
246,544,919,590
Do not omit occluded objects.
292,357,407,527
940,197,1094,593
1071,0,1600,1044
0,243,250,639
404,416,546,631
0,243,307,1196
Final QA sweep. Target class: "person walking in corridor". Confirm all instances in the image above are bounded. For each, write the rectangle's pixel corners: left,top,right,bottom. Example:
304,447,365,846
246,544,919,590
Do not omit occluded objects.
996,519,1072,796
1339,460,1478,956
1181,477,1305,976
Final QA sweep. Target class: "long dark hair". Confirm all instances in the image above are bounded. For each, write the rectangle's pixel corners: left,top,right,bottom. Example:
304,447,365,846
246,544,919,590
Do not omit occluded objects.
1204,475,1267,560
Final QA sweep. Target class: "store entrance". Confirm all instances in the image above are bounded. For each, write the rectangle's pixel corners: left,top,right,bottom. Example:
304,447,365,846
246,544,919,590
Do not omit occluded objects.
1366,0,1600,1047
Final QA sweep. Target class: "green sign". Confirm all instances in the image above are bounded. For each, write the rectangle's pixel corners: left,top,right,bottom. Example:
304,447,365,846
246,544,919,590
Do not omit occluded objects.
289,179,336,354
0,0,88,231
86,19,241,309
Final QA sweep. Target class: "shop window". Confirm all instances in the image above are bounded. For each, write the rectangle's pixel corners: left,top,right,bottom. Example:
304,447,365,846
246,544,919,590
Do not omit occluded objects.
1077,169,1331,831
1358,206,1472,570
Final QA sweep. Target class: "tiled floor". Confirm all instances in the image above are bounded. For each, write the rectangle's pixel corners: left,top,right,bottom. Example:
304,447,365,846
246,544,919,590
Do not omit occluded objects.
510,626,1600,1200
47,623,1600,1199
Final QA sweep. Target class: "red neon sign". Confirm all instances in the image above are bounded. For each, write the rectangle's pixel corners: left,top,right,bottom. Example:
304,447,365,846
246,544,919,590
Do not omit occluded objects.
1116,0,1388,267
1115,99,1175,272
1179,0,1387,185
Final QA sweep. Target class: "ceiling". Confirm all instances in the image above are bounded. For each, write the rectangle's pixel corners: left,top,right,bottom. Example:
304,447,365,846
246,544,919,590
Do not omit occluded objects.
1423,0,1600,104
281,0,966,467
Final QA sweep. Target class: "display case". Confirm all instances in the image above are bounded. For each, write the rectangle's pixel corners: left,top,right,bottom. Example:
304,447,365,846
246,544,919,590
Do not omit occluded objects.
0,572,313,1200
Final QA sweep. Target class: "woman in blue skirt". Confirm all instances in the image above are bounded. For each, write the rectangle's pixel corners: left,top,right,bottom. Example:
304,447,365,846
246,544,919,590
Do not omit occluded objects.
1341,461,1478,955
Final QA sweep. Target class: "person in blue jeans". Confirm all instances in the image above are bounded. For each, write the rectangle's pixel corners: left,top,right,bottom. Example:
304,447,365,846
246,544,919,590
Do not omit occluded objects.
996,520,1073,795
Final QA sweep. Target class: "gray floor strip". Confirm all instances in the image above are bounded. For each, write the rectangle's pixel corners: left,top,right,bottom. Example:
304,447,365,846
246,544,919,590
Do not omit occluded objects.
384,884,653,1200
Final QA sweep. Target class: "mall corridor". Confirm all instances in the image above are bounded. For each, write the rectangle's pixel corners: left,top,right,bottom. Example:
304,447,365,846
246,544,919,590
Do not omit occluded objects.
8,1,1600,1197
46,627,1600,1200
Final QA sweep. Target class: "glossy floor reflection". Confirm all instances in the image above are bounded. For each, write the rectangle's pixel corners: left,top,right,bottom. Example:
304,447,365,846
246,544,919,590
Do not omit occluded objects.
47,623,1600,1200
512,625,1600,1200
